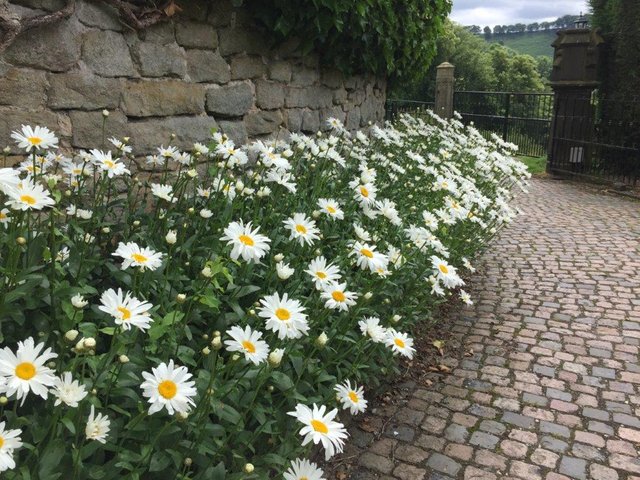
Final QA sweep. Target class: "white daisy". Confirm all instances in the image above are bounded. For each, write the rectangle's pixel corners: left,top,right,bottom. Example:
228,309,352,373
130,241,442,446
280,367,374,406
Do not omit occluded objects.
350,242,389,273
317,198,344,220
385,329,416,359
431,256,464,288
283,213,320,246
320,282,358,312
358,317,386,343
334,380,367,415
112,242,163,271
11,125,58,152
90,150,129,178
5,180,55,211
0,208,10,227
353,182,376,205
0,168,20,195
460,290,473,305
276,261,295,280
85,405,110,444
224,326,269,365
0,422,22,472
305,256,341,290
0,337,57,405
258,292,309,339
50,372,88,407
220,220,271,263
151,183,176,203
98,288,154,331
140,360,197,415
284,458,326,480
287,403,348,460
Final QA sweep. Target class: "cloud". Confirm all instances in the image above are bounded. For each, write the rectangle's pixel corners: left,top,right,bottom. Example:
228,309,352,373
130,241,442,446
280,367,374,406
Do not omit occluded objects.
450,0,589,26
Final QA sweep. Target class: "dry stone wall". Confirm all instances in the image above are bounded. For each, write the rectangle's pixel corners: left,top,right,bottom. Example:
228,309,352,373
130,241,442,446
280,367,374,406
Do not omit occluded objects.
0,0,387,155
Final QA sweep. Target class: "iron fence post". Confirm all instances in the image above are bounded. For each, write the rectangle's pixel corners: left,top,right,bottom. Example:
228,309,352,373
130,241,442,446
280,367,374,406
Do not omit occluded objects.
503,93,511,142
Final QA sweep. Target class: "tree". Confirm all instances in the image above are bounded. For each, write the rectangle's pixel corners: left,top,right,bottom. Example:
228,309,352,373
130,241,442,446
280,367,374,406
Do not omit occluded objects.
493,25,503,34
483,25,492,39
469,25,481,34
527,22,539,32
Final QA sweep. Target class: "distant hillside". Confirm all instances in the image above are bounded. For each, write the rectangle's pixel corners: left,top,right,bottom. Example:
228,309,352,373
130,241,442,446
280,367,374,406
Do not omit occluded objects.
486,30,557,57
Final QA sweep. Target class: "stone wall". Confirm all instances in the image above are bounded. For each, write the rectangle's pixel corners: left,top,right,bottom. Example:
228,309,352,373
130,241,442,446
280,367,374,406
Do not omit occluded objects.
0,0,387,155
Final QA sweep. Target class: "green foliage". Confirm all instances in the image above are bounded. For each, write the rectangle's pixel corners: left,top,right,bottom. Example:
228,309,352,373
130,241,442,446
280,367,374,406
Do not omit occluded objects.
519,155,547,175
487,30,556,58
247,0,452,82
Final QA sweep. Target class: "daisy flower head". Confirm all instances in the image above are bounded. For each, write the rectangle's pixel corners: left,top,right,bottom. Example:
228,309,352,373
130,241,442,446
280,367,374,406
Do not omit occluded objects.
276,261,295,280
0,208,10,227
11,125,58,152
284,458,326,480
224,325,269,365
287,403,348,460
258,292,309,340
108,137,132,154
140,360,197,415
431,256,464,288
0,168,20,195
385,329,416,359
317,198,344,220
113,242,163,271
90,149,130,178
50,372,88,408
305,256,341,290
334,380,368,415
284,213,320,247
157,145,179,160
320,282,358,312
460,290,473,305
353,182,377,206
98,288,154,331
220,220,271,263
350,242,389,273
6,180,56,211
0,422,22,472
358,316,386,343
0,337,57,405
151,183,176,203
85,405,110,444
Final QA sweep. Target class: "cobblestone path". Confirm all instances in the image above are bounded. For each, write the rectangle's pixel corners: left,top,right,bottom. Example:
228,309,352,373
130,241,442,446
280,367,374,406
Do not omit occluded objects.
340,179,640,480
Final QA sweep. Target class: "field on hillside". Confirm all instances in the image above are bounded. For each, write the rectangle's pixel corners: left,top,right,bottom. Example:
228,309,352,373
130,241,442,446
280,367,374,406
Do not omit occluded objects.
487,30,557,57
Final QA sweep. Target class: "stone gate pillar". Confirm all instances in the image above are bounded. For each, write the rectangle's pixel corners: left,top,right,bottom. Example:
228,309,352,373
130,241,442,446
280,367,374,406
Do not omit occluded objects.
435,62,454,120
547,24,604,174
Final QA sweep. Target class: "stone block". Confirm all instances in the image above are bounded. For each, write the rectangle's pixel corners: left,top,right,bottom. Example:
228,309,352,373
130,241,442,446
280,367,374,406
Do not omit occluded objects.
321,68,343,88
285,86,333,109
5,18,81,72
11,0,64,12
69,110,127,149
0,68,47,109
244,110,283,136
138,22,175,44
47,72,121,110
230,55,266,80
127,116,217,154
269,61,292,82
291,66,319,86
122,80,204,117
132,43,186,78
255,80,285,109
186,50,230,83
82,29,135,77
218,28,268,56
178,0,210,21
176,22,218,49
285,109,303,131
333,87,348,105
217,120,247,146
0,108,63,153
205,82,253,117
345,106,361,130
76,1,122,31
301,110,319,132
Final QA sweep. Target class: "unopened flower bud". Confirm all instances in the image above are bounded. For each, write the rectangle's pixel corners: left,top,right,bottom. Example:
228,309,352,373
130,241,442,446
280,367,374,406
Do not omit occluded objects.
267,385,274,392
274,253,284,262
2,146,10,154
384,298,390,304
184,458,193,467
231,353,240,361
101,227,110,234
312,210,321,219
133,220,140,227
187,168,198,178
83,337,96,349
65,329,79,342
202,346,211,355
268,348,284,367
102,109,109,117
392,314,402,323
176,293,187,303
315,332,328,348
0,396,7,405
213,331,221,337
170,133,177,139
177,411,189,421
201,266,213,278
244,463,254,474
248,309,256,316
165,230,177,245
71,294,88,309
16,236,26,245
364,292,373,300
211,336,222,350
119,354,130,364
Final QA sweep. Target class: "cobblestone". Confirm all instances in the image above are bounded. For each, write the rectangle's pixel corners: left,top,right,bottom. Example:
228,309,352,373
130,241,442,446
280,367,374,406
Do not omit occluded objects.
332,180,640,479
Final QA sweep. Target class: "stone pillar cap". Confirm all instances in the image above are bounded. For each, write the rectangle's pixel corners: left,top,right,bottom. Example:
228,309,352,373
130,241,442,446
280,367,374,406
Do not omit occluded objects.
437,62,454,69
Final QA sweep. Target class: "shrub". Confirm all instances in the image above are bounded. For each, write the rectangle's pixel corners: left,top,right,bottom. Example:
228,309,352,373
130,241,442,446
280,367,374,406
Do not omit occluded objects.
0,113,527,478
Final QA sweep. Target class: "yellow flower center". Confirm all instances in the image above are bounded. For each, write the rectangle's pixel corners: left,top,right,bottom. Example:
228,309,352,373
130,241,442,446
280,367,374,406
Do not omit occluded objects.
0,436,4,448
239,234,254,246
157,380,177,399
348,391,359,403
0,212,6,220
310,419,329,434
27,136,42,145
275,308,291,321
394,338,405,349
15,362,36,380
117,306,131,320
295,224,307,235
316,271,327,279
326,206,337,214
20,194,37,206
332,291,346,302
438,264,449,274
360,248,374,258
360,186,369,197
131,253,148,264
104,160,115,169
242,340,256,353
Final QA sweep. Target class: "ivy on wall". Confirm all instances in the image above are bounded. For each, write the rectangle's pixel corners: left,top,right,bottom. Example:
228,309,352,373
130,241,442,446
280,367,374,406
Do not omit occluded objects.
247,0,452,82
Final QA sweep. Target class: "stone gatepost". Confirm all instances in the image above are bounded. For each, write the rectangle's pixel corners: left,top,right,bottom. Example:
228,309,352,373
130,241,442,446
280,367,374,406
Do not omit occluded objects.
435,62,454,119
547,24,604,174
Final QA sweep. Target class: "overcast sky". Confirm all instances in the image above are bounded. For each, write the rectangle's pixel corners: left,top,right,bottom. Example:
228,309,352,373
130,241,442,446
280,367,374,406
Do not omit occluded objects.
450,0,589,27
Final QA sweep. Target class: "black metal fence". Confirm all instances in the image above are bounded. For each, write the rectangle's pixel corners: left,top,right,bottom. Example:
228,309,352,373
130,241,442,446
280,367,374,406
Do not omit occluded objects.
453,91,554,157
385,99,435,119
547,93,640,185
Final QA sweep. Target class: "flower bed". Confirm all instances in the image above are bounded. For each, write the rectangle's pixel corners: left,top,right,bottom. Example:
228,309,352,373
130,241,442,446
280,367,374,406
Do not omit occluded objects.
0,113,528,479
